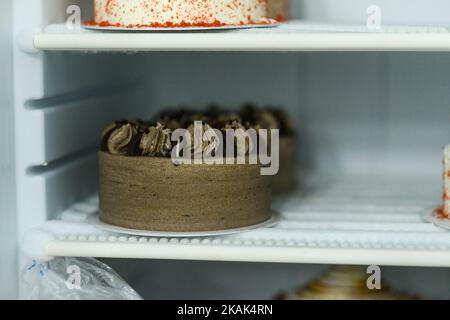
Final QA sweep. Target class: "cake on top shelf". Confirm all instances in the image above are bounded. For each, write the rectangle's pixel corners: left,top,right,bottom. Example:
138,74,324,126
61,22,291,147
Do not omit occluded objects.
92,0,272,28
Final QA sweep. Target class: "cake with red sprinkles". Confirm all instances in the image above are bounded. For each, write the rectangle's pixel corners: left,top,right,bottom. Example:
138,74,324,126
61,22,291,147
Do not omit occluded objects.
92,0,271,28
442,145,450,217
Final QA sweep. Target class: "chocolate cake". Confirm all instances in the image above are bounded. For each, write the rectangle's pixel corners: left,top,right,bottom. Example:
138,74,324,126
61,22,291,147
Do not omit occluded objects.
99,119,272,232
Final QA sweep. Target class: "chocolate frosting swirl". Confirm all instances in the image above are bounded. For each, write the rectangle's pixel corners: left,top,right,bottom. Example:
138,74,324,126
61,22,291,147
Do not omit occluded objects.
139,123,173,157
107,123,137,155
101,104,295,158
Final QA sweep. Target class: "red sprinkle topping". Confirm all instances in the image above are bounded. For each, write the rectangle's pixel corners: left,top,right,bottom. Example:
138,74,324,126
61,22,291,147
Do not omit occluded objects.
84,19,272,28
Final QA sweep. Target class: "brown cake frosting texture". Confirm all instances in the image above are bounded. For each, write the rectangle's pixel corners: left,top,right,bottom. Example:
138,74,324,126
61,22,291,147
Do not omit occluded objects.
99,152,271,231
101,121,173,157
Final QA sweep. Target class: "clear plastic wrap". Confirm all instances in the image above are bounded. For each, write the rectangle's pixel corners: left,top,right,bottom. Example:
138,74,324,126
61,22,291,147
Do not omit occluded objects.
22,257,142,300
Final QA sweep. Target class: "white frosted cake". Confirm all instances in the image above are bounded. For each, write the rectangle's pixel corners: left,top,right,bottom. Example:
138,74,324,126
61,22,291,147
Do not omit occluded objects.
443,145,450,217
92,0,270,28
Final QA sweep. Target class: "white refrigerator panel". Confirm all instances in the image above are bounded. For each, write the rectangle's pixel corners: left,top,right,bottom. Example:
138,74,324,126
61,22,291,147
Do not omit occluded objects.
0,0,17,299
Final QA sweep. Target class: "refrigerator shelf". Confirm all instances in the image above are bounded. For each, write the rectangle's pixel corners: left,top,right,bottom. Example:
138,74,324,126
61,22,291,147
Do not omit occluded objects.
29,175,450,267
32,21,450,52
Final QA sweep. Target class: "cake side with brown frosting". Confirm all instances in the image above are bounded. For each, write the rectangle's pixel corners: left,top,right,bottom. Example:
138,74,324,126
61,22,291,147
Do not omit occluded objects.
99,152,271,231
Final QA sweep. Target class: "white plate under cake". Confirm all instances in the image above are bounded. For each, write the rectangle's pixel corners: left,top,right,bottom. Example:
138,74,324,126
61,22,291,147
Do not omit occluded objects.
90,0,272,28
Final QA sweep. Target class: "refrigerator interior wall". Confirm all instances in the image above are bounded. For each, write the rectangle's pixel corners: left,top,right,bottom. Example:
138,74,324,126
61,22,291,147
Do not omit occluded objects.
298,0,450,26
133,52,450,179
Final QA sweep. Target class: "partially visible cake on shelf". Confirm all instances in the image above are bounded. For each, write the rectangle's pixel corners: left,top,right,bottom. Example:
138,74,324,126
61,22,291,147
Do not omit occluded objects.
276,266,417,300
92,0,271,28
441,144,450,217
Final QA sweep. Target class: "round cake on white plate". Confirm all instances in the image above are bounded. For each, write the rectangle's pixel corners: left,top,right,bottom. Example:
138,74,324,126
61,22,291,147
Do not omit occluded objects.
92,0,270,28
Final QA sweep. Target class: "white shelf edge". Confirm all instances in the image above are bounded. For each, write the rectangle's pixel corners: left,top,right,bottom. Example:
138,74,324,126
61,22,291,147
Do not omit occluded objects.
46,241,450,267
33,33,450,52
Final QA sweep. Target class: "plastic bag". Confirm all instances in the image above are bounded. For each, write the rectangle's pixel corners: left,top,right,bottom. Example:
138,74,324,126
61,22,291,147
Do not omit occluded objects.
22,257,142,300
